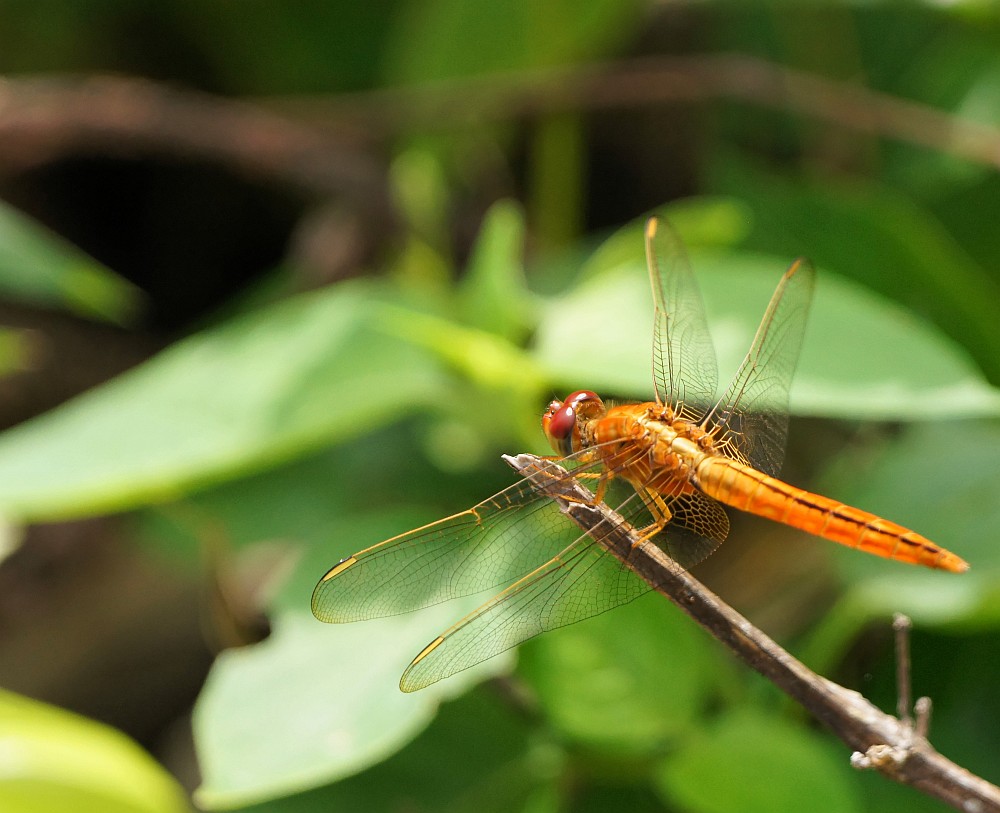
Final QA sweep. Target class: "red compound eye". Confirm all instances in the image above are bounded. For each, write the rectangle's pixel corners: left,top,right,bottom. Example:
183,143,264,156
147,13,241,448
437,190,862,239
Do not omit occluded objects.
546,402,576,440
542,391,600,456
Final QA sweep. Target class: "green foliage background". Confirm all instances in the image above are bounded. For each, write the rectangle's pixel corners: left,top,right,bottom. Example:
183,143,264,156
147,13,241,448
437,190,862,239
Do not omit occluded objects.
0,2,998,812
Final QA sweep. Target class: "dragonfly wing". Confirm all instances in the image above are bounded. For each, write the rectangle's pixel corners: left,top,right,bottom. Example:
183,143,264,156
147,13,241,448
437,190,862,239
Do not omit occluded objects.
312,456,605,623
646,217,719,413
705,257,816,477
399,516,649,692
654,490,730,570
601,476,729,572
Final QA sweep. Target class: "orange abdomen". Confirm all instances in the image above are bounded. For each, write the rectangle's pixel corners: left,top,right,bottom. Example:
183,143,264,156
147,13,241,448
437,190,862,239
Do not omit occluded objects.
697,457,968,573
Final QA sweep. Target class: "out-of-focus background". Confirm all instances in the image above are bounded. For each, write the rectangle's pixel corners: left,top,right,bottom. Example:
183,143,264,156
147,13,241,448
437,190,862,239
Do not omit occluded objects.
0,3,998,812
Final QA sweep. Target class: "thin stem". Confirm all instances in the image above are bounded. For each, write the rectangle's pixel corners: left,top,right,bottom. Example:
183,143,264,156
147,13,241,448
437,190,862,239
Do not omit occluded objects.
893,613,913,727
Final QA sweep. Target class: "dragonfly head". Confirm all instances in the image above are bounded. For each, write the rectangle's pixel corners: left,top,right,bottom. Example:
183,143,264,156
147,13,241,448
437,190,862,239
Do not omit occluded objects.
542,390,605,456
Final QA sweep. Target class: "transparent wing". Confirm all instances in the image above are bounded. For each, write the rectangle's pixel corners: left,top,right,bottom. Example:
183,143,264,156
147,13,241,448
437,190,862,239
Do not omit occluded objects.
646,217,718,413
606,478,730,570
400,510,649,692
398,478,734,692
703,258,816,477
311,453,608,624
655,490,730,566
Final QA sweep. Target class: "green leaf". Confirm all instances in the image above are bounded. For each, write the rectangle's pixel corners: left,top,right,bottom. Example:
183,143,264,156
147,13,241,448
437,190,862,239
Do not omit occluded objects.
535,236,999,419
578,198,754,282
655,709,862,813
706,159,1000,383
0,282,444,522
798,421,998,674
382,0,642,85
791,267,999,419
821,421,1000,617
146,423,535,806
194,506,518,808
0,199,143,325
0,689,187,813
223,690,548,813
194,596,512,807
0,328,32,379
458,199,533,341
380,304,530,387
518,592,720,753
161,449,524,807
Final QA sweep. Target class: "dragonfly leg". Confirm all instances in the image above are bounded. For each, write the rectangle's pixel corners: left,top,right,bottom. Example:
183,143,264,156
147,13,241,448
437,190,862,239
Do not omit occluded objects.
555,470,610,506
525,458,612,507
591,471,610,505
633,486,672,550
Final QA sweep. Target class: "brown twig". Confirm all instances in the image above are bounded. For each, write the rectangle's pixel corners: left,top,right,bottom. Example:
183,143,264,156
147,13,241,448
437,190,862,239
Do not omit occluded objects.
894,612,913,726
5,54,1000,194
0,74,389,210
0,74,395,291
286,54,1000,172
504,452,1000,813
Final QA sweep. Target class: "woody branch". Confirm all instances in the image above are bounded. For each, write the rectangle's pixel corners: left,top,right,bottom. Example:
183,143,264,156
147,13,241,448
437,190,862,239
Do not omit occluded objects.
504,453,1000,813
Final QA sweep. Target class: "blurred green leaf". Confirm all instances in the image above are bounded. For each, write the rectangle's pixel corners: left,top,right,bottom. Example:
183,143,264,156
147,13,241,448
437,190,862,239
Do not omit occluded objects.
134,414,510,568
792,269,999,419
380,304,536,390
706,159,1000,383
0,689,187,813
0,328,31,379
579,198,754,282
655,709,862,813
0,199,143,326
194,503,522,809
459,199,534,341
800,421,998,674
0,282,444,522
822,422,999,626
383,0,641,85
225,689,550,813
823,421,1000,577
163,447,526,808
535,240,999,419
195,587,513,807
518,592,721,753
390,149,454,251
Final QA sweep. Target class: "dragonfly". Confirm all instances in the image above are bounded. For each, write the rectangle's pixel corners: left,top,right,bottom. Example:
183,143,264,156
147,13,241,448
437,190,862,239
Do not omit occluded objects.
312,216,969,692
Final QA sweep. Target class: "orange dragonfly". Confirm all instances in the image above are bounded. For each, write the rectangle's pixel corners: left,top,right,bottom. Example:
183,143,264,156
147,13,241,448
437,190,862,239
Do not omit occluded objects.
312,217,968,692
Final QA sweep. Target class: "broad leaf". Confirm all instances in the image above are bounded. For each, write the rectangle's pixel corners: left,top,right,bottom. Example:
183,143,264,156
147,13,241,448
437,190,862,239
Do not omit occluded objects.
0,282,443,521
0,199,142,325
535,247,999,419
655,709,861,813
0,690,187,813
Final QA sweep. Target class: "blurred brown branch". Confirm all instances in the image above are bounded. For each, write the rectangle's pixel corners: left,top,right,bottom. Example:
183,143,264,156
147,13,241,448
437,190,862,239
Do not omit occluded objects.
3,54,999,192
0,74,389,210
0,74,395,318
504,452,1000,813
286,54,1000,171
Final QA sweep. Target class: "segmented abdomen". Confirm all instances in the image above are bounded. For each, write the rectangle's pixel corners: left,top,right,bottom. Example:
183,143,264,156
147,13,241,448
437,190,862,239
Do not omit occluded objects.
696,457,968,573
